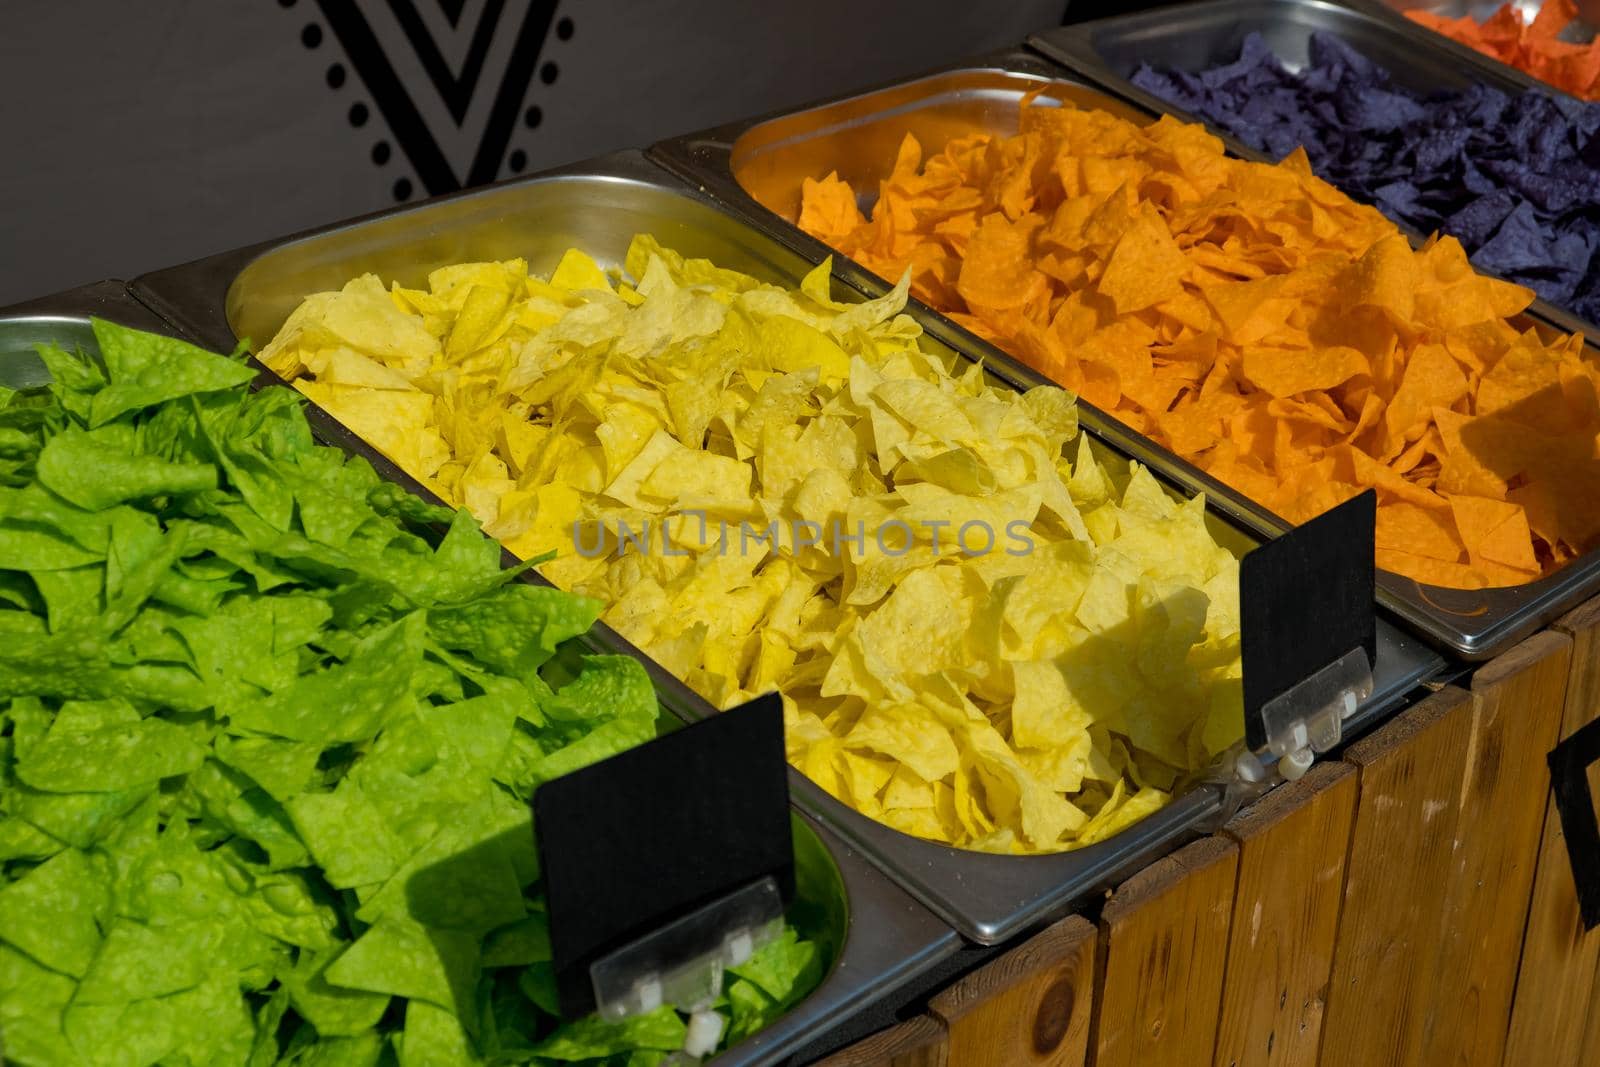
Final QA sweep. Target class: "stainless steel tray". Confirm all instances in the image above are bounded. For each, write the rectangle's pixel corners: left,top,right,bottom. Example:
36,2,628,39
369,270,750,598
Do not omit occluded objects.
0,302,960,1067
651,46,1600,662
130,149,1442,944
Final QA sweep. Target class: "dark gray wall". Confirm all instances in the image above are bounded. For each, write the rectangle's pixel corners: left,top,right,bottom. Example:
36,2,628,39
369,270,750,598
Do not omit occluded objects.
1,1,1065,305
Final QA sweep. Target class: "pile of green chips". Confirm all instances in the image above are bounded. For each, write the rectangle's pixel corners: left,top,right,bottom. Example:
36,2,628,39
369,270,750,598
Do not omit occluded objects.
0,321,825,1066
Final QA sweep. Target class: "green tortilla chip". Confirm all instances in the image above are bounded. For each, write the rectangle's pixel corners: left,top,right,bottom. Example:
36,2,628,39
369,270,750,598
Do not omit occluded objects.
415,509,512,604
36,427,217,511
428,584,603,677
726,978,778,1045
235,871,342,954
399,998,481,1067
36,340,105,426
17,715,205,793
11,784,154,849
282,947,391,1038
74,917,217,1004
352,796,525,935
0,943,81,1066
110,661,213,712
113,825,233,925
101,513,186,632
172,599,300,705
247,988,291,1067
193,408,296,532
0,522,103,571
214,736,322,802
324,915,478,1020
290,461,381,549
287,1031,388,1067
150,569,239,616
527,710,657,787
64,999,181,1067
159,972,259,1067
285,779,407,891
30,565,104,632
63,971,255,1067
0,628,115,702
184,759,309,870
367,480,455,527
0,849,107,977
87,318,255,427
529,1005,688,1060
227,612,421,743
543,653,658,725
728,925,822,1008
0,813,65,862
50,696,140,733
480,912,551,968
517,962,561,1016
414,689,519,773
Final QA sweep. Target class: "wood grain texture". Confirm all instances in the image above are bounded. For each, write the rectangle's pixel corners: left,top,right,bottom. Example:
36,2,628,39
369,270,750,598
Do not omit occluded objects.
1418,631,1572,1067
813,1013,949,1067
1212,761,1358,1067
1091,836,1238,1067
928,915,1096,1067
1319,686,1475,1067
1504,598,1600,1067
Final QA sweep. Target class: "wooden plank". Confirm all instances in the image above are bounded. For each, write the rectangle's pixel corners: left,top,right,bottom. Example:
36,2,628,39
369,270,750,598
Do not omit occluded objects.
1419,631,1572,1067
1504,597,1600,1067
813,1014,949,1067
1319,686,1475,1067
1090,836,1238,1067
928,914,1096,1067
1212,761,1359,1067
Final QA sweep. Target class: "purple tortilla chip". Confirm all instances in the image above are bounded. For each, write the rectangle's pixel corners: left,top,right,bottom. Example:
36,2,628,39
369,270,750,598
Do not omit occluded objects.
1129,30,1600,325
1446,189,1519,248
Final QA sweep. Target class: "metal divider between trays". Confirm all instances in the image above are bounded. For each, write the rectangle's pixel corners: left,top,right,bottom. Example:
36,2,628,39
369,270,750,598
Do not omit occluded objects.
646,37,1600,662
4,274,958,1067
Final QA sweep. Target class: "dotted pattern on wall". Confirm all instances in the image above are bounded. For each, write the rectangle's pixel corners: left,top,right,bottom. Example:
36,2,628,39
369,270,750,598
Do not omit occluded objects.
281,0,567,202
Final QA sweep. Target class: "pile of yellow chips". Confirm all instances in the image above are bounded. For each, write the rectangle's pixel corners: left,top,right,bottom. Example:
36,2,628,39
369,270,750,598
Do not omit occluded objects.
797,100,1600,590
260,235,1245,854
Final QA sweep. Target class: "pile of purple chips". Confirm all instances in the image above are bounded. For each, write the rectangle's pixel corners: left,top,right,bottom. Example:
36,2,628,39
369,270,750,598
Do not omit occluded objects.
1130,31,1600,322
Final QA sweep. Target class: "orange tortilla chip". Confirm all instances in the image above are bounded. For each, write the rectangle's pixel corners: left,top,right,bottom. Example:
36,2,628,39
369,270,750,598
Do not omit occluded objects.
1342,234,1417,324
957,213,1050,314
1096,209,1189,314
1377,548,1525,590
1384,343,1469,452
798,173,865,242
1241,345,1367,399
1375,501,1464,563
1449,495,1540,576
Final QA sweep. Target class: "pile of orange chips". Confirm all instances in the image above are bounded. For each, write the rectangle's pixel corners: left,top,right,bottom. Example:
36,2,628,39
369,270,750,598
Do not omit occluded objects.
1408,0,1600,99
797,99,1600,589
